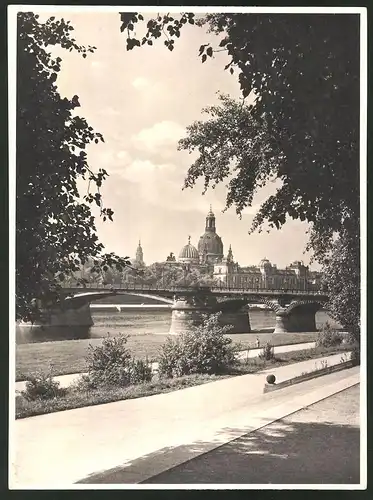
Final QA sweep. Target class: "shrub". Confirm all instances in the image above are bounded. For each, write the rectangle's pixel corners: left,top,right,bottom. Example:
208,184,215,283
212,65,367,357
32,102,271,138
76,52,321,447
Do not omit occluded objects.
82,334,153,389
85,333,132,372
73,373,98,392
127,358,153,384
158,313,238,378
22,369,67,401
158,336,185,378
316,322,343,347
259,342,274,361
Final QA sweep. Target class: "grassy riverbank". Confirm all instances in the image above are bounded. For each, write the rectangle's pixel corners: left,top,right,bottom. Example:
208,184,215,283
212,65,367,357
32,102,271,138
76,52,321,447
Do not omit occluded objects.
15,331,319,381
15,345,352,419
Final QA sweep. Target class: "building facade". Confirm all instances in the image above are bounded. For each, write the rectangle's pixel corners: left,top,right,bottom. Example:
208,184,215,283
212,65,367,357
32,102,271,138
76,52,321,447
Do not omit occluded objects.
131,207,322,290
213,257,313,290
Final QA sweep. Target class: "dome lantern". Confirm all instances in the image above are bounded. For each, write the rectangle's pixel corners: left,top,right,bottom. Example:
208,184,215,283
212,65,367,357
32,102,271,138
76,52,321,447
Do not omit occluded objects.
205,204,216,232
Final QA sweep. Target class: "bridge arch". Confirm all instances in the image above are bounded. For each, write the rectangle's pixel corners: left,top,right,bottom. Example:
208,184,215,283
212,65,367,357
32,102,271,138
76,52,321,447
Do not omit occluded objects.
284,299,325,314
64,291,173,307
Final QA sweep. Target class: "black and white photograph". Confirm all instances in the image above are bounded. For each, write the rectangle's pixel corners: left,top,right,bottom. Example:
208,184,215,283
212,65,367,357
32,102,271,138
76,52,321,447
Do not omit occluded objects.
9,5,367,489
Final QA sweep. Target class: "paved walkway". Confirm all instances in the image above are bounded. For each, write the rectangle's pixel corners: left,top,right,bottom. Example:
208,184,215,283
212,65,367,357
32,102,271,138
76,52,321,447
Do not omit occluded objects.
14,341,317,392
144,385,360,485
10,354,358,488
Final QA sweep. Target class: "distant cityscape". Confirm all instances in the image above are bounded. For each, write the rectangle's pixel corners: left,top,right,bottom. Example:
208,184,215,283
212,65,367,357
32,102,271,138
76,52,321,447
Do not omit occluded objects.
130,207,323,290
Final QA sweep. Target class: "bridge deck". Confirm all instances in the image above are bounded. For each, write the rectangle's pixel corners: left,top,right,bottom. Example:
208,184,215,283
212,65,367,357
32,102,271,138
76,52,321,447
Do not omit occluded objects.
63,284,327,301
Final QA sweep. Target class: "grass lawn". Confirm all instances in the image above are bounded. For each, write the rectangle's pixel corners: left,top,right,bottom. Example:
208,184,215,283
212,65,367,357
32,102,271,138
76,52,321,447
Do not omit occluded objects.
16,373,231,419
15,331,319,381
15,345,353,419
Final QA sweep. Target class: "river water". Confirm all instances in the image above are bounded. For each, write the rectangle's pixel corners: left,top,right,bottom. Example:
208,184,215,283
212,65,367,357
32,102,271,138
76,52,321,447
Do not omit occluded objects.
15,307,340,345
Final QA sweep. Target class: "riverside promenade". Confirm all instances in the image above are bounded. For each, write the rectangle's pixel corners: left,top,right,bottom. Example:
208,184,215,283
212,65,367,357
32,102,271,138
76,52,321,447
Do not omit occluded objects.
14,340,317,392
11,354,359,488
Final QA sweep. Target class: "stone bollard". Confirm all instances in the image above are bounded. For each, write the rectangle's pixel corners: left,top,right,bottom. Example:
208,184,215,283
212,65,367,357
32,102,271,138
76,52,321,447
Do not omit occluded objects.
263,373,277,393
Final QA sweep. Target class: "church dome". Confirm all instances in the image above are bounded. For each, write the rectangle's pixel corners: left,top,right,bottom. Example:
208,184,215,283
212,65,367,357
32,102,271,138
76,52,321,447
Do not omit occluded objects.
198,232,223,258
178,237,199,264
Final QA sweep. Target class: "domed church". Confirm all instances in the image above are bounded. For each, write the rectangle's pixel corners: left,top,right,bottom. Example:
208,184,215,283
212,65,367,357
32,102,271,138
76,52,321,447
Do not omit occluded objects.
175,206,224,267
131,205,323,291
178,236,200,265
197,206,224,264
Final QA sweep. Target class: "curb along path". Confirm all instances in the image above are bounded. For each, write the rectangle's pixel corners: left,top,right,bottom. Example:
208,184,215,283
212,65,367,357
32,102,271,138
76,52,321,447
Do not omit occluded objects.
14,341,316,392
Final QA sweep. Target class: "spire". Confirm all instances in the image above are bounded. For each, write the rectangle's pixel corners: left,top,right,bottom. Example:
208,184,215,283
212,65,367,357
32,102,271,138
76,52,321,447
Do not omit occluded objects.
188,235,191,244
135,239,144,266
205,205,216,232
227,244,234,262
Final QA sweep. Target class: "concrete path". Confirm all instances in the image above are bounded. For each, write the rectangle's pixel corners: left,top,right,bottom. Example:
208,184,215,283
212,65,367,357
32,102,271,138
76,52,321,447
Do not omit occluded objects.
10,354,357,488
14,341,317,392
144,385,360,485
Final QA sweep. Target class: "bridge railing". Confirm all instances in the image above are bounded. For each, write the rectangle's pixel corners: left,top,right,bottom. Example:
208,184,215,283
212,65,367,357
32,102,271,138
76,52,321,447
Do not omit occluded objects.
63,281,325,296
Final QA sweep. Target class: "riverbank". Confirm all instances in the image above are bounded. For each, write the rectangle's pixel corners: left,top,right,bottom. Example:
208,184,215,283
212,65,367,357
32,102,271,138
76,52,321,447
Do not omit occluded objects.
15,347,353,419
15,331,320,380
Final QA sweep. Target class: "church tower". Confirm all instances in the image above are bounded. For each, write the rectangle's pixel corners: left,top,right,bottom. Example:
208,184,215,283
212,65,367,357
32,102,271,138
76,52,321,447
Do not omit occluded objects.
135,240,145,267
198,205,224,264
205,205,216,232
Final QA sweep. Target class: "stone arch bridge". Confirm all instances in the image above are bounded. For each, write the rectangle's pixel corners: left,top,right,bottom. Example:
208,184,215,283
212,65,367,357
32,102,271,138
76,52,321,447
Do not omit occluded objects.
35,284,328,334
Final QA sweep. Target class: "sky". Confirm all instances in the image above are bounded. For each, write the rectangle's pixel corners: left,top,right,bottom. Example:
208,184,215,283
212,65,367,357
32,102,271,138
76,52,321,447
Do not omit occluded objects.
35,10,318,270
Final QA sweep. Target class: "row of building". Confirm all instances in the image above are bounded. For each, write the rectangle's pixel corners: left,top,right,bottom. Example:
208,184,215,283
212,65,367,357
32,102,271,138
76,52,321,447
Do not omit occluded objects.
132,206,322,290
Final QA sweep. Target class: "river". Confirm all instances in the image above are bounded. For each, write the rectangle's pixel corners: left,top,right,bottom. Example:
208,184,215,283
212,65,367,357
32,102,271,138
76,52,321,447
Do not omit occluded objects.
15,307,340,345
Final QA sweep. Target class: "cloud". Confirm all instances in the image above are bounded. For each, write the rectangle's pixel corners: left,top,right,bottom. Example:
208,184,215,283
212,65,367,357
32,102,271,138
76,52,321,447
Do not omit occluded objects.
240,204,261,216
115,159,226,215
131,120,186,154
88,148,132,177
99,106,121,116
116,150,131,162
132,77,150,89
122,159,175,183
91,60,104,68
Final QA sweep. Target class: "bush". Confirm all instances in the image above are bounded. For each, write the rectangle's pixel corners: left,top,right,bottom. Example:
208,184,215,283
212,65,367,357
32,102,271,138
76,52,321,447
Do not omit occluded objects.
316,322,343,347
85,333,132,372
82,334,153,389
259,342,274,361
22,369,67,401
127,358,153,384
158,313,238,378
73,373,98,392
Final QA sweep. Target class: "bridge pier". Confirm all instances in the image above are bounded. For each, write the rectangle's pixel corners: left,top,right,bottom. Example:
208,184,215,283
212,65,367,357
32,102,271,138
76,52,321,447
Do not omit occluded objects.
169,296,216,335
273,302,320,334
273,311,292,334
169,296,251,335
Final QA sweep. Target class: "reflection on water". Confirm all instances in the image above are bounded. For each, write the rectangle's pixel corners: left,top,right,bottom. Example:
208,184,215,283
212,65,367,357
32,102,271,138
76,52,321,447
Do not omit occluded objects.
16,308,339,345
16,325,92,344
